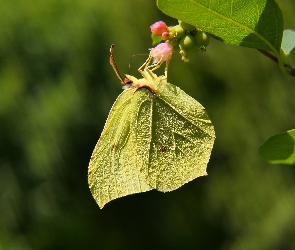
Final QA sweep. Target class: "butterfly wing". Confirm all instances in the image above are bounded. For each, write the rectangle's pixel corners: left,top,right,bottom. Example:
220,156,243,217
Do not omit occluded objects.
88,88,154,208
88,82,215,207
147,83,215,192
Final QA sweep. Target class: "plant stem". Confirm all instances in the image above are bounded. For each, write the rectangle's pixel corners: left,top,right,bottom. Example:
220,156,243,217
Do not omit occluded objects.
258,49,295,76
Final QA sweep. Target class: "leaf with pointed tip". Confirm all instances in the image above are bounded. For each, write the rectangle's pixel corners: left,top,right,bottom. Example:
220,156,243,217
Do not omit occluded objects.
88,66,215,208
157,0,284,52
258,129,295,165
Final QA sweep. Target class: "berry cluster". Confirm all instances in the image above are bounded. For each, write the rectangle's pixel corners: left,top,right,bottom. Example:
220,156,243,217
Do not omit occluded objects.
150,20,210,62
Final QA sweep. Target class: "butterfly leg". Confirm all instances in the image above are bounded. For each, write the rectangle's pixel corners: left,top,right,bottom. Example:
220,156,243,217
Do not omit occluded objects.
138,55,153,74
164,60,169,78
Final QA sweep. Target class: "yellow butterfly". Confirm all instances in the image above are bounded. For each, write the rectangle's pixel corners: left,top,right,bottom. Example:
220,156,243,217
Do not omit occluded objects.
88,45,215,208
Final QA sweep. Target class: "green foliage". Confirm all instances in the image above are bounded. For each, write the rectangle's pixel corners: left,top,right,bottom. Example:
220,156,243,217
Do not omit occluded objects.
151,22,211,62
157,0,284,52
1,0,295,249
258,129,295,165
156,0,291,74
156,0,295,163
88,59,215,208
152,33,163,45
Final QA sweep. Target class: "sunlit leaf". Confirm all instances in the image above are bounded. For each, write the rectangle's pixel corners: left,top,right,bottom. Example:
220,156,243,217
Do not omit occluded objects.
157,0,284,52
258,129,295,165
88,58,215,208
281,29,295,55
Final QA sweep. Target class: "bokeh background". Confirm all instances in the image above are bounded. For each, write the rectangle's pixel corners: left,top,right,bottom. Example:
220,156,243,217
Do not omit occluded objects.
1,0,295,249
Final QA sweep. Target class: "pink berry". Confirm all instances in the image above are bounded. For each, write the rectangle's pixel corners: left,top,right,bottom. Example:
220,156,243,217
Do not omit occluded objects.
150,21,168,36
150,43,173,62
161,31,170,39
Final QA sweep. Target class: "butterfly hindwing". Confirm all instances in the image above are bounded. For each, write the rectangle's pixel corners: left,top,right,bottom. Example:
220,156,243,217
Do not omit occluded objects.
147,83,215,191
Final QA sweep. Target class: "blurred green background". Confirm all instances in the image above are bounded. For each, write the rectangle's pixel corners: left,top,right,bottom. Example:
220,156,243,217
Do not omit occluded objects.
1,0,295,249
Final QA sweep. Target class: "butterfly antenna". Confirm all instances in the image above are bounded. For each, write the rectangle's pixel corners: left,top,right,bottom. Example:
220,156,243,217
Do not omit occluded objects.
128,53,149,74
110,44,129,85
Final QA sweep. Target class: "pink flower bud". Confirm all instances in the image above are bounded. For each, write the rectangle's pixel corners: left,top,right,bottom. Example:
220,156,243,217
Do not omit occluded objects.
150,21,168,36
150,43,173,63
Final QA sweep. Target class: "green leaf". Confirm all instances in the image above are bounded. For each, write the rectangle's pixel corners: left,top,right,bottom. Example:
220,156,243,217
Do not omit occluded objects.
151,34,163,45
157,0,284,52
281,29,295,55
88,59,215,208
258,129,295,165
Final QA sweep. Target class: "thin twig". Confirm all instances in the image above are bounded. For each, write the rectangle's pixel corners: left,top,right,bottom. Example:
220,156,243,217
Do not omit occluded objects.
258,49,295,76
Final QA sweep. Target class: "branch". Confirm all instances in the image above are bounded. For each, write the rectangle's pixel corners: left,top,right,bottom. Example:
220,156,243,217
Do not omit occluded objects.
258,49,295,77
